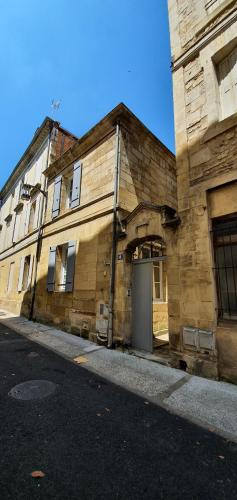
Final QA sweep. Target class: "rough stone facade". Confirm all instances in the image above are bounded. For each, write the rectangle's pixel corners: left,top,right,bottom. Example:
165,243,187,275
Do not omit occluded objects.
0,104,176,352
0,118,77,317
168,0,237,382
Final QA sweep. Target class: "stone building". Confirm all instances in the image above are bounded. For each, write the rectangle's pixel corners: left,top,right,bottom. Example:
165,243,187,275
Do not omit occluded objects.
0,104,177,352
0,118,77,317
168,0,237,382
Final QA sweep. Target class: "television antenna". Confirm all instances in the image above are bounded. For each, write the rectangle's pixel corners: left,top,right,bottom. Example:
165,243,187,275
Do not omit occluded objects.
51,99,61,116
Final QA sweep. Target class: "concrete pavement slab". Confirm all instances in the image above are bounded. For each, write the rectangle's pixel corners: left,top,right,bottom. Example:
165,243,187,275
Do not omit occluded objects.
165,376,237,436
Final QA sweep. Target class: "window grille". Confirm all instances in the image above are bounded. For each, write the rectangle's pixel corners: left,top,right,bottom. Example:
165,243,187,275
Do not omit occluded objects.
213,215,237,320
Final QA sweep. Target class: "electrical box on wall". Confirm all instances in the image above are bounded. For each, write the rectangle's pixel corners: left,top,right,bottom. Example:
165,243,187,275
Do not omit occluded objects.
183,327,198,348
183,327,214,352
199,329,214,350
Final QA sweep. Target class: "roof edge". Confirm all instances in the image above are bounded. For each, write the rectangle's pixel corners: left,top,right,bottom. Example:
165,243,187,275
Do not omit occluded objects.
0,117,78,198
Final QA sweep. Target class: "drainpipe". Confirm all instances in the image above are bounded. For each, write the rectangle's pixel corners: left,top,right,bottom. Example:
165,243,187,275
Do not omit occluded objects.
107,122,121,348
29,126,53,321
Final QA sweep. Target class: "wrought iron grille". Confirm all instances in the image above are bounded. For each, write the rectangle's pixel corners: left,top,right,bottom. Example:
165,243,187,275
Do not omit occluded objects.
213,215,237,320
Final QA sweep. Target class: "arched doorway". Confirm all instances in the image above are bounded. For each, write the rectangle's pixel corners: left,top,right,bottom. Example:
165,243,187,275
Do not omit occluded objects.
130,237,169,353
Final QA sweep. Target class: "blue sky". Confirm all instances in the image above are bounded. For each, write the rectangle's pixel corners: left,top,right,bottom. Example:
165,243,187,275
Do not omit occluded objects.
0,0,174,189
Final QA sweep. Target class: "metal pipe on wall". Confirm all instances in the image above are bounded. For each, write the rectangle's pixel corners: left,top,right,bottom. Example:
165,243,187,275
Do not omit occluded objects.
107,122,121,348
29,126,53,321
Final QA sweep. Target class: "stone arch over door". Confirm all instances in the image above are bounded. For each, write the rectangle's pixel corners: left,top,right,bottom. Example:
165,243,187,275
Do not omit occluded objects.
113,202,179,348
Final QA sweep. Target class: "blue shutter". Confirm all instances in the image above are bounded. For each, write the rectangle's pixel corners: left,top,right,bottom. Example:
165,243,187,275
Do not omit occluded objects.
47,246,56,292
70,162,82,208
52,175,62,218
65,241,76,292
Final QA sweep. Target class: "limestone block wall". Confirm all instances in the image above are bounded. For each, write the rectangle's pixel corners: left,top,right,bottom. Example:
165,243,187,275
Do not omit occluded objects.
168,0,237,379
153,302,168,334
114,208,179,345
169,0,237,58
34,213,113,335
0,140,49,254
35,131,117,334
45,134,115,223
0,240,37,316
119,125,177,213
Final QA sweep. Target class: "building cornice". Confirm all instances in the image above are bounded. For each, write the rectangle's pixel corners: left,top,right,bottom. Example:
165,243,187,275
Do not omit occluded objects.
172,1,237,71
0,118,78,200
44,103,175,180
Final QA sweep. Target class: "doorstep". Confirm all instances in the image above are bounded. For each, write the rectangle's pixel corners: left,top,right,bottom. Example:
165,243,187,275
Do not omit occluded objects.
129,348,171,367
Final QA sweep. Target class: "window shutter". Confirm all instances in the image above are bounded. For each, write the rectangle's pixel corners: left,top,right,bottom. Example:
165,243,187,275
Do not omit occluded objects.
12,213,17,243
27,255,34,290
24,203,31,235
65,241,76,292
219,55,234,119
18,256,25,292
47,246,56,292
52,175,62,219
230,47,237,110
70,162,82,208
33,197,40,229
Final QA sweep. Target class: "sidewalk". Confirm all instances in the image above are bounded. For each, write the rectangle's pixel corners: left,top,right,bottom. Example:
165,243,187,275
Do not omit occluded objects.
1,308,237,443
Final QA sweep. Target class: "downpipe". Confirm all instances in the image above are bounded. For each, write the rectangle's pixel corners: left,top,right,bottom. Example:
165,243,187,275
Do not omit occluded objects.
107,122,121,348
29,127,52,321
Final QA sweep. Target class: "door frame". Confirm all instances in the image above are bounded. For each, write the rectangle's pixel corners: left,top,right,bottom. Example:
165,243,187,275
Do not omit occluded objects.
132,256,167,352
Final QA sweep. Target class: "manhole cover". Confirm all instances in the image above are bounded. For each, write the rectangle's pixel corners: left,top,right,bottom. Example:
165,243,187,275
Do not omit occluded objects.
8,380,57,400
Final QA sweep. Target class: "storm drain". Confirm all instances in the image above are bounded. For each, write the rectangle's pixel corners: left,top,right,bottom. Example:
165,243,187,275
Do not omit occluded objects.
8,380,57,401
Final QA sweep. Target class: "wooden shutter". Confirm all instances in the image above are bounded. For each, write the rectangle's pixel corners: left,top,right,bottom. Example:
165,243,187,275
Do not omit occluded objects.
230,47,237,111
24,203,31,235
47,246,56,292
52,176,62,219
33,196,40,230
219,55,233,119
12,213,17,243
70,162,82,208
65,241,76,292
18,256,25,292
27,255,34,289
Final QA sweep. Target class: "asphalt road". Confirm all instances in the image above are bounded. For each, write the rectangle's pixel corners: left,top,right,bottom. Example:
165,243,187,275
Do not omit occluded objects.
1,324,237,500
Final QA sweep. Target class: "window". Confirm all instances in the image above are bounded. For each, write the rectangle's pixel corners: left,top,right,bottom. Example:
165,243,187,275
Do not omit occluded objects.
66,177,73,208
132,240,165,260
218,47,237,120
22,256,31,291
52,161,82,218
132,239,167,303
18,255,33,292
153,261,167,302
213,215,237,320
7,262,15,293
5,219,12,249
56,244,68,291
61,173,73,211
47,241,76,292
13,206,23,242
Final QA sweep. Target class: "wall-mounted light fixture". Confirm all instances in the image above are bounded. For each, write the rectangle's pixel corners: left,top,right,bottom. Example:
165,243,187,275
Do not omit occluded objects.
21,183,47,201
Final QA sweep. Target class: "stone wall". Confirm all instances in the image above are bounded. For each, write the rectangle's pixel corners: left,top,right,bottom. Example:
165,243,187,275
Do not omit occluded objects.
0,240,37,316
34,213,113,336
153,302,168,334
168,0,237,381
119,125,176,213
45,134,115,223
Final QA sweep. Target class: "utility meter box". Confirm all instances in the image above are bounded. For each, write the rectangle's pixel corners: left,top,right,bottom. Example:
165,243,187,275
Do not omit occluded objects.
183,327,198,348
198,329,214,350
